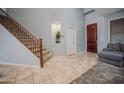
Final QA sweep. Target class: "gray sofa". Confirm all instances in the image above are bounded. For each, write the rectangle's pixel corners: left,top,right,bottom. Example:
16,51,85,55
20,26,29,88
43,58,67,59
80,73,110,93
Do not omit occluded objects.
98,43,124,67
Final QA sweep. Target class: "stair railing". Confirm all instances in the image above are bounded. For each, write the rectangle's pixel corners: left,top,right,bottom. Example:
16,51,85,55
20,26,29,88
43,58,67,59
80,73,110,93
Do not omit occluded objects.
0,8,43,68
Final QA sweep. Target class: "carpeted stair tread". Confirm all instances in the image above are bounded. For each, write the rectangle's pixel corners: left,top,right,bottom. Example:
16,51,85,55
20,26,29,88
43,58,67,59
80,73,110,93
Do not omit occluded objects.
43,52,53,62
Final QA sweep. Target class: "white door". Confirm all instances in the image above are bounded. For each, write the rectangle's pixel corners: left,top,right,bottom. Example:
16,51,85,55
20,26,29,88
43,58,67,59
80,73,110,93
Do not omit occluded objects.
66,26,76,55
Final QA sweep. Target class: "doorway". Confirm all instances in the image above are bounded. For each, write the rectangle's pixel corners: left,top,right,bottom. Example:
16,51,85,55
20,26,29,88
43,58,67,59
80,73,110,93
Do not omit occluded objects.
87,23,97,53
66,26,76,55
110,17,124,43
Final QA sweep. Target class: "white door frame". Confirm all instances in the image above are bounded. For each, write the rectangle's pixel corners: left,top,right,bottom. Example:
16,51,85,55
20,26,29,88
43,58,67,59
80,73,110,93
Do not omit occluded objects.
66,25,76,55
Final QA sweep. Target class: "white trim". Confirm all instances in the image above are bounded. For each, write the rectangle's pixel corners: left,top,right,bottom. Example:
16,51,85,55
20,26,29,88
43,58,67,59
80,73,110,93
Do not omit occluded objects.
74,27,77,54
76,51,86,55
66,25,77,55
0,61,40,68
109,16,124,21
108,16,124,42
84,23,87,52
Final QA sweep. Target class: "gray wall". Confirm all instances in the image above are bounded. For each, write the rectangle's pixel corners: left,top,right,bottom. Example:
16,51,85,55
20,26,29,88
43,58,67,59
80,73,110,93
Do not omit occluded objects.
84,11,107,52
84,10,124,52
110,19,124,43
105,10,124,43
7,8,85,55
0,24,39,66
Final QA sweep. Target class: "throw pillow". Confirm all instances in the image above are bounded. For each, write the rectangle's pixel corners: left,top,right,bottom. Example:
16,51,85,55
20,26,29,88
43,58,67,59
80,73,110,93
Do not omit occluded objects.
108,43,121,51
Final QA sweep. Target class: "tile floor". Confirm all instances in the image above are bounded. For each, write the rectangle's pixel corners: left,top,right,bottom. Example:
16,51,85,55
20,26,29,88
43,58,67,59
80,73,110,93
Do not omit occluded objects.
0,53,98,84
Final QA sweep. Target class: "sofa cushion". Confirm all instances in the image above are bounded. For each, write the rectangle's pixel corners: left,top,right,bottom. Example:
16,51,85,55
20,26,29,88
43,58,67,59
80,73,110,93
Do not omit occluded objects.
120,44,124,52
108,43,121,51
103,48,112,51
98,51,124,61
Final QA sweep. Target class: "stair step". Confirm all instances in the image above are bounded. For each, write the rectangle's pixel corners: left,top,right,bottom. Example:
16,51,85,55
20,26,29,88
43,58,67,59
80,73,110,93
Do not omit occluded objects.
43,52,53,62
35,51,40,57
43,50,49,55
34,49,51,59
33,49,48,54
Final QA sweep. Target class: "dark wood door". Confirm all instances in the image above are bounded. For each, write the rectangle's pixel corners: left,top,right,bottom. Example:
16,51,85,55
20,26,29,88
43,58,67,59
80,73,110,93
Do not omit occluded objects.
87,23,97,53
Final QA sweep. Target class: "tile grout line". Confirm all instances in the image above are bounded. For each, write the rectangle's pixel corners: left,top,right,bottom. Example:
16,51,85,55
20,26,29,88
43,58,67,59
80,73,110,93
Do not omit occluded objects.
0,65,9,83
50,56,98,83
31,66,55,84
48,61,74,83
15,67,35,84
31,68,35,84
44,67,56,84
0,64,19,84
14,66,20,84
50,61,74,83
0,65,8,75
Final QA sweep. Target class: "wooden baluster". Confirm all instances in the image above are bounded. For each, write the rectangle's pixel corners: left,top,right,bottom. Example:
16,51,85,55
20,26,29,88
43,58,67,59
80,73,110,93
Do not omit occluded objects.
26,33,28,45
39,38,43,68
25,32,27,44
25,32,28,45
35,40,37,55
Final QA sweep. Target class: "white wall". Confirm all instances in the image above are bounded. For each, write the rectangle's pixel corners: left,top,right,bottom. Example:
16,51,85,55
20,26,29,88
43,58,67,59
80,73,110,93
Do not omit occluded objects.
84,11,107,52
0,24,40,67
7,8,85,55
83,8,93,14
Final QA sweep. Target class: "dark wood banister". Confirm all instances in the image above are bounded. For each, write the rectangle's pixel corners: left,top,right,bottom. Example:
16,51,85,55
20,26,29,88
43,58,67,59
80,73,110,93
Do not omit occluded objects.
39,38,43,68
0,8,43,68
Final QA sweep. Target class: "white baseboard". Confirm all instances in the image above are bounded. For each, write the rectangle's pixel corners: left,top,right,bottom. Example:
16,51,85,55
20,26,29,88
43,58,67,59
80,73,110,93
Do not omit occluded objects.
76,51,86,55
0,61,40,68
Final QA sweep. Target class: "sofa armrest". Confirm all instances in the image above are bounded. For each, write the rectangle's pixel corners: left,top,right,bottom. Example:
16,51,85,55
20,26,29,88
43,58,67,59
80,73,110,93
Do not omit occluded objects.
103,48,110,51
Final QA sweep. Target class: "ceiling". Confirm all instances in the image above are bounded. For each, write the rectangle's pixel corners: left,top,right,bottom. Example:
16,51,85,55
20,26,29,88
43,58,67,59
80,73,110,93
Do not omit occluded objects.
94,8,124,16
84,8,124,16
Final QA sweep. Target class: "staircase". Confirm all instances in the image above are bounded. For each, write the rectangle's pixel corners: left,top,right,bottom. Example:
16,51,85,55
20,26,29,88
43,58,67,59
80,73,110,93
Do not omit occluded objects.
0,9,53,68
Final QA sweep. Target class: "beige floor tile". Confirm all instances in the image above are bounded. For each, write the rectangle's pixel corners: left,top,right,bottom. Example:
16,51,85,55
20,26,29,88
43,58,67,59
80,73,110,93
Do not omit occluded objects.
45,63,71,83
52,75,72,84
0,64,7,74
45,67,63,78
16,67,33,84
57,65,73,73
64,70,82,81
0,53,98,84
38,78,55,84
16,78,34,84
32,68,54,84
0,65,18,83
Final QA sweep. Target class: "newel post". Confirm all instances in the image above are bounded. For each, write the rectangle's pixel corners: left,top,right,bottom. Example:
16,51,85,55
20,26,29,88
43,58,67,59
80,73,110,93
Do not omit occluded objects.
39,38,43,68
